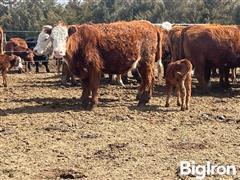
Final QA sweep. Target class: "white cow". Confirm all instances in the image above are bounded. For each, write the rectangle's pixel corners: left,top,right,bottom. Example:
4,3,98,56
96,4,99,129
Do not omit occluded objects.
33,25,53,56
34,24,76,84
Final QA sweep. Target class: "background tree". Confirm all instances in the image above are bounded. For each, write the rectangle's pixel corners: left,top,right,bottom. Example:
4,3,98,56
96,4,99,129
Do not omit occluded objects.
0,0,240,37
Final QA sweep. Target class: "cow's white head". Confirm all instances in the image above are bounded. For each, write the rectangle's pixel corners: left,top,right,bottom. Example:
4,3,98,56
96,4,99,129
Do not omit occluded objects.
33,25,53,56
161,21,172,31
50,24,68,59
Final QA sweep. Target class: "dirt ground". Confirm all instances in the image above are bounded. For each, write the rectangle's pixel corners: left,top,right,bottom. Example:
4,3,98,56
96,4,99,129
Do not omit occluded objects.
0,65,240,179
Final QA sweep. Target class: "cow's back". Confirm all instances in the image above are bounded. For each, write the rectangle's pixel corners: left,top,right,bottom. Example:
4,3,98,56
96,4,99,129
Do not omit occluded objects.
67,20,159,75
98,21,157,51
182,25,240,67
10,37,28,49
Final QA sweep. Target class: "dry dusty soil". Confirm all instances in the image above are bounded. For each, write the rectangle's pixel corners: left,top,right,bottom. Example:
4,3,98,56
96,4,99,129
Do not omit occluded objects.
0,67,240,179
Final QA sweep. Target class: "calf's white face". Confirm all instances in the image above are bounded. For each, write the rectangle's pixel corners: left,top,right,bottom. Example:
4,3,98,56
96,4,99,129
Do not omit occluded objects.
51,25,68,59
34,26,53,56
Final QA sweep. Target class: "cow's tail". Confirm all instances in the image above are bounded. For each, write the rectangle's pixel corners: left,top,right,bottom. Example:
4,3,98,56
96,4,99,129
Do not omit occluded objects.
179,28,185,59
155,27,163,81
0,27,3,54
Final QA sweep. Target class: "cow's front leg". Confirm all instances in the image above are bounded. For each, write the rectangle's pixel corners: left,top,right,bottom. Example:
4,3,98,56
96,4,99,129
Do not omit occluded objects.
81,78,90,109
137,61,155,106
2,69,8,87
89,71,101,109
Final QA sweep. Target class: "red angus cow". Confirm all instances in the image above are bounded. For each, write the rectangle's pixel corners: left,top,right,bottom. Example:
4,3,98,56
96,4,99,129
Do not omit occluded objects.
179,25,240,90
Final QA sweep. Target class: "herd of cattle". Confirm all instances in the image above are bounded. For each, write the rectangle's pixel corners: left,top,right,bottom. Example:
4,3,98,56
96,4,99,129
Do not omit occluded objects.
0,20,240,110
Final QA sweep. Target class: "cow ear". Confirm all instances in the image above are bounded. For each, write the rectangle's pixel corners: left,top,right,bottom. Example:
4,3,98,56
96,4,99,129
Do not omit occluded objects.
43,27,52,35
68,25,77,36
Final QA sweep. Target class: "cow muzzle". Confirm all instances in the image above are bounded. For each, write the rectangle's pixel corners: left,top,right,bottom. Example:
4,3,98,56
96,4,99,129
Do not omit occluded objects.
33,49,43,56
53,50,65,59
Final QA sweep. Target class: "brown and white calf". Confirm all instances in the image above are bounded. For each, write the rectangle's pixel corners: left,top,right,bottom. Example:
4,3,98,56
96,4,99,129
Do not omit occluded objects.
165,59,192,111
0,54,22,87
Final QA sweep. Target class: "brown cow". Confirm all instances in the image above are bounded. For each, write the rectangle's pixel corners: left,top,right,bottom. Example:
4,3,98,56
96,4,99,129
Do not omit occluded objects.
0,27,3,54
10,37,28,48
179,25,240,90
5,37,34,70
0,54,22,87
169,26,185,61
165,59,192,111
62,21,162,108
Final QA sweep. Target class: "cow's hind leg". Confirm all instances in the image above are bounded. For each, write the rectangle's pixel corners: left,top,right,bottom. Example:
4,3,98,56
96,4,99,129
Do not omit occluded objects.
2,69,7,87
165,82,172,107
137,61,154,106
185,75,192,110
194,61,209,92
180,81,187,111
231,68,237,84
176,84,180,106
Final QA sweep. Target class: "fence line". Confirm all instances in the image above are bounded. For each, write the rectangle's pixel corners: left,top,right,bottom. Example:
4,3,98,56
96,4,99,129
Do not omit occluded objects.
4,50,34,53
5,30,40,33
21,59,64,63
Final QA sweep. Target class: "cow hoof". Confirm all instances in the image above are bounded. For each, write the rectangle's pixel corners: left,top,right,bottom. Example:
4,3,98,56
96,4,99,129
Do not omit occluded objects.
177,102,181,106
71,83,77,87
181,106,185,111
82,99,89,109
165,103,170,107
139,91,150,104
136,93,141,100
137,102,146,107
88,102,97,110
3,84,7,87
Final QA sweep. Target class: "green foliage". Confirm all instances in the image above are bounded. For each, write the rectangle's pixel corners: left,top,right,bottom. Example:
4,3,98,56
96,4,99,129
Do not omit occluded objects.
234,5,240,24
0,0,240,34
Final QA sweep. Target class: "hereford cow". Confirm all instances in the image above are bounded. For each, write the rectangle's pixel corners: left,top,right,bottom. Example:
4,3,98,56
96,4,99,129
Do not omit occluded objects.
34,25,76,84
38,21,162,108
180,25,240,90
165,59,192,111
0,54,22,87
5,37,34,72
0,27,3,54
26,37,50,73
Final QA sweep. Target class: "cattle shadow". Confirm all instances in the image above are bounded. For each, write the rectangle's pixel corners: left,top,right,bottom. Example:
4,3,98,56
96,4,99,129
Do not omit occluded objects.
42,74,61,79
16,79,81,88
1,97,121,116
1,97,82,116
153,80,240,99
